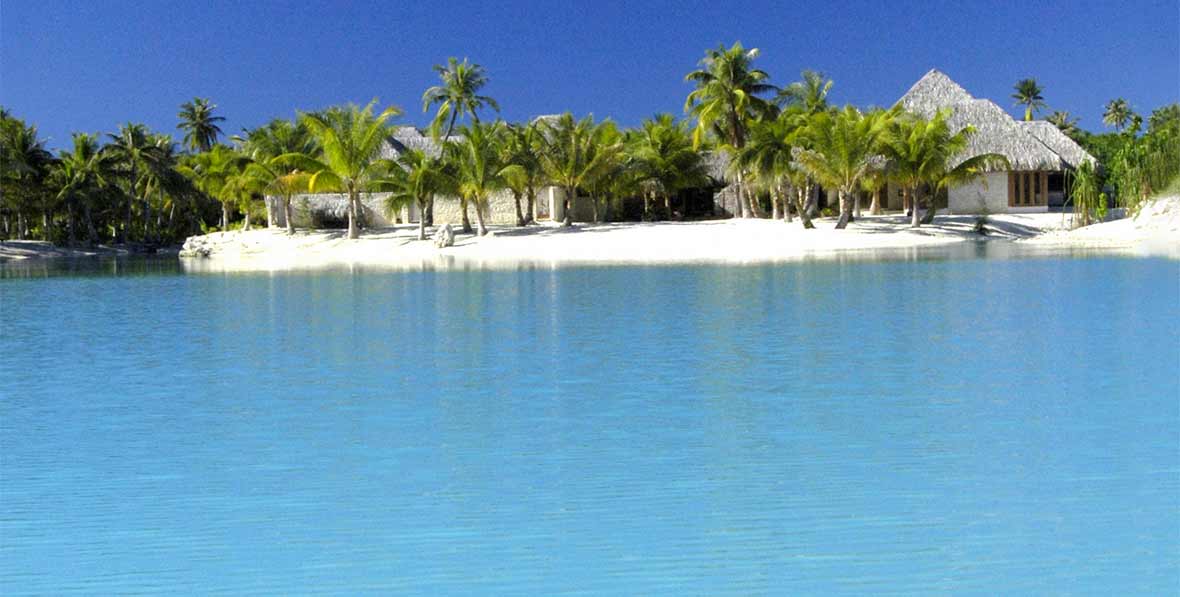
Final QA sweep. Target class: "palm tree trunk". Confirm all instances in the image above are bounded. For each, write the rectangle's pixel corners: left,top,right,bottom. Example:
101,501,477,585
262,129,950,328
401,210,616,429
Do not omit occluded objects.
592,195,601,223
221,202,230,231
771,188,781,220
285,197,296,235
424,196,434,227
243,208,251,231
835,189,853,229
460,197,473,234
643,191,652,221
17,211,26,240
908,188,920,228
853,191,862,219
870,187,882,215
42,209,52,242
525,187,536,224
663,193,672,220
143,194,152,243
474,200,488,236
562,186,574,227
794,188,815,229
123,166,136,243
347,191,360,239
84,201,97,244
417,200,427,240
513,191,525,226
67,200,77,247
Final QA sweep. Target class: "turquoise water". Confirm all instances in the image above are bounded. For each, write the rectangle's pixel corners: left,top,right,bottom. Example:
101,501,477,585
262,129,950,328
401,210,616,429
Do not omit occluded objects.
2,250,1178,594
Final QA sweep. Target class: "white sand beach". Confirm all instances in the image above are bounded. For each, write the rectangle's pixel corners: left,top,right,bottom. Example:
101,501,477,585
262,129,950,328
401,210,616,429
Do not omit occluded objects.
1019,195,1180,258
174,205,1178,272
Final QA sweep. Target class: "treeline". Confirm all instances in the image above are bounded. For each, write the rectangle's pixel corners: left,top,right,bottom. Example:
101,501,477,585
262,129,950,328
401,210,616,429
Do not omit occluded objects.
2,44,1177,246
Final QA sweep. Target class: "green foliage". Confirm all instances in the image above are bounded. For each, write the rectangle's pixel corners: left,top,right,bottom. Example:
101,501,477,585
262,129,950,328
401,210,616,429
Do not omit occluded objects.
1070,161,1105,227
177,98,225,153
1011,78,1046,121
422,57,499,140
684,42,778,151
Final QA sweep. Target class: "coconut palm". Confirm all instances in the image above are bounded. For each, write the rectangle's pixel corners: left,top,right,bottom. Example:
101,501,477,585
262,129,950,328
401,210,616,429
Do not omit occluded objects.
734,112,796,221
237,118,319,232
777,70,833,114
884,109,1008,227
422,57,500,140
536,113,622,227
177,97,226,153
179,145,252,231
1047,111,1080,138
450,120,507,236
584,120,627,222
794,106,895,229
0,116,54,239
105,123,165,242
498,122,546,225
138,134,188,242
386,149,450,240
1103,98,1132,131
1011,78,1046,121
294,101,402,239
630,114,710,221
684,41,778,218
51,133,112,244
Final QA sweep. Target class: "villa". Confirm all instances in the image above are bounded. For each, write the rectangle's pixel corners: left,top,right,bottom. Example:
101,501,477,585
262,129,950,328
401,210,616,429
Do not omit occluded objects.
889,69,1096,214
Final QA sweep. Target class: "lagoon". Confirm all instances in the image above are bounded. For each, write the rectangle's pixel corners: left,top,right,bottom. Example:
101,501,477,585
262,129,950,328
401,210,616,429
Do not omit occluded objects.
1,250,1177,594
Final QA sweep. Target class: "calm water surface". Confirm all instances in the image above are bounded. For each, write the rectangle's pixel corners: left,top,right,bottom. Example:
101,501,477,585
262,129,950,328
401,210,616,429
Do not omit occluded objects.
2,249,1178,594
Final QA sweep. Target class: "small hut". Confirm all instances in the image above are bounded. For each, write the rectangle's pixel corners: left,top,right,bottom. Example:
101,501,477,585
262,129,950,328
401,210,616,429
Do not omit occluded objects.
894,69,1097,213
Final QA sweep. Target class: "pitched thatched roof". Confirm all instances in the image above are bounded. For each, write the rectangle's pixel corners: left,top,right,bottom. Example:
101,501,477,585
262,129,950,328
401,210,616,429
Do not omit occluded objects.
896,69,1086,172
382,126,464,159
1020,121,1096,169
702,151,729,182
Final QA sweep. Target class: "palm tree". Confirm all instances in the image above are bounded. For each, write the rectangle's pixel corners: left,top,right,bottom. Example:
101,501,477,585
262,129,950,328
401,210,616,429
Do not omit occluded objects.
295,101,402,239
498,122,546,225
777,69,833,114
684,42,778,218
179,145,251,231
632,114,709,220
584,120,627,222
884,109,1008,227
386,149,449,240
237,118,319,232
536,113,622,227
177,98,226,153
1047,111,1080,138
1103,98,1132,131
450,120,507,236
138,134,186,242
1011,78,1046,121
52,133,112,245
422,57,500,140
105,123,164,243
0,117,54,240
794,106,895,229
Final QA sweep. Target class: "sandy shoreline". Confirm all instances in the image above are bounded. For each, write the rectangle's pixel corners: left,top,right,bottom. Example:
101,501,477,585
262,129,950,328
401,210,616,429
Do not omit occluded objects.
6,198,1175,270
172,202,1176,272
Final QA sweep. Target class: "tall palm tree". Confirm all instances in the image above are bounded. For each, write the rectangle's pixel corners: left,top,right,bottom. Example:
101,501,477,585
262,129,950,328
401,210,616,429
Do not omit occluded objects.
793,106,895,229
177,97,226,153
584,120,627,223
450,120,507,236
0,117,54,240
52,133,112,245
1103,98,1132,131
138,134,185,242
179,144,252,231
422,57,500,140
498,122,546,225
237,118,319,232
293,101,402,239
536,113,622,227
105,123,164,242
386,149,449,240
631,114,709,220
1011,78,1046,121
777,69,833,114
1047,110,1081,138
684,41,778,218
884,109,1008,227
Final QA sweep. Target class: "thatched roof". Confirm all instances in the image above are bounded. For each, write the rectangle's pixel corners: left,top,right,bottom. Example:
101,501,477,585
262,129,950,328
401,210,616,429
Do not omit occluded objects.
702,151,729,182
1020,121,1096,169
382,126,464,159
896,69,1087,172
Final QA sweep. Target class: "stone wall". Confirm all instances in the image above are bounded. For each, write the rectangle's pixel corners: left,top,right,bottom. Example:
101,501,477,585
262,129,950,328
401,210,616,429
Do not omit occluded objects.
948,172,1009,214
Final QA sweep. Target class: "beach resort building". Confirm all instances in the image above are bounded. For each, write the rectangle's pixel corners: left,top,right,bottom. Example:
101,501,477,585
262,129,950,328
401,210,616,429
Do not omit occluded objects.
890,69,1096,214
267,123,581,229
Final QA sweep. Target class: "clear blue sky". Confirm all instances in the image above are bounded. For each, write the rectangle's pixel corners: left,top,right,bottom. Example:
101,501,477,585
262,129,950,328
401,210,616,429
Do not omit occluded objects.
3,0,1177,150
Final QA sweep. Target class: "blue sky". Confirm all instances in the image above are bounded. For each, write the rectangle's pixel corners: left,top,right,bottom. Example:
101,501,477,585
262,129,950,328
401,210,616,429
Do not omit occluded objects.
2,0,1177,150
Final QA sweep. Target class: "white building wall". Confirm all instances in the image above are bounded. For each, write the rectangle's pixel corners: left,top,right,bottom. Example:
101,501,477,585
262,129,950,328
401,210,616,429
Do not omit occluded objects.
948,172,1009,214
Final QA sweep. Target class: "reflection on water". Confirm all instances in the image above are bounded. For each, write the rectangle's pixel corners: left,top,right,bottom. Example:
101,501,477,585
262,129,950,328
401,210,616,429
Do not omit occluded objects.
1,250,1177,594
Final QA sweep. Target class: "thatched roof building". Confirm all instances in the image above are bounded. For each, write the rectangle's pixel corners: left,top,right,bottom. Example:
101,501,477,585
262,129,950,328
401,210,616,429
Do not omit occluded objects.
895,69,1098,213
896,69,1093,172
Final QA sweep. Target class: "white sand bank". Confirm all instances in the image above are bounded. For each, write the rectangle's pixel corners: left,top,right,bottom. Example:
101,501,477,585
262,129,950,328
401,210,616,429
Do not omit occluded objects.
178,211,1091,272
1019,196,1180,258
